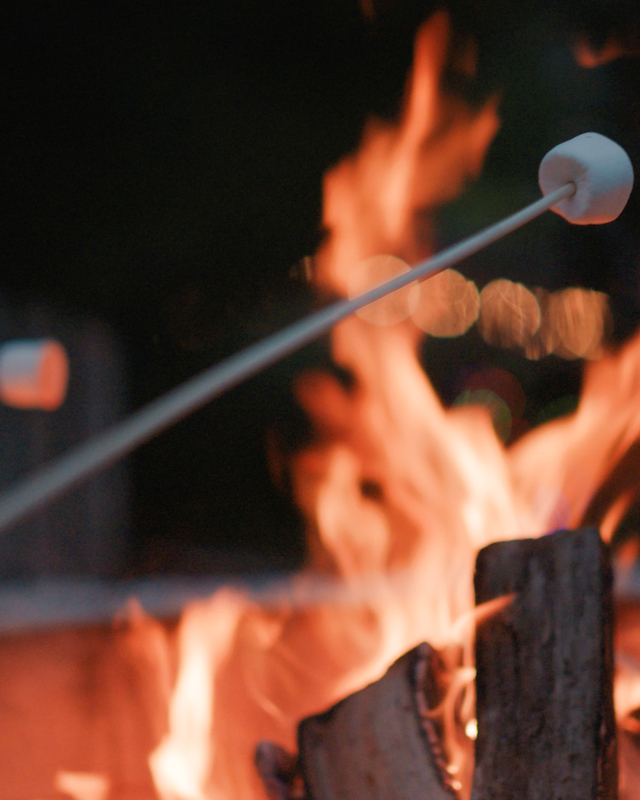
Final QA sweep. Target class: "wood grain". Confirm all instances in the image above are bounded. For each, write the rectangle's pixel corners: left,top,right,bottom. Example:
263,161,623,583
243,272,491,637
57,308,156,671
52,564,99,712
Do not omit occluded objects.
298,643,455,800
472,527,617,800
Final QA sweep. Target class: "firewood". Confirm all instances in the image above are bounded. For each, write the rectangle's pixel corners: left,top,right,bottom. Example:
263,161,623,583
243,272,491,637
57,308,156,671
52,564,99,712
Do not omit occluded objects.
472,527,617,800
296,643,456,800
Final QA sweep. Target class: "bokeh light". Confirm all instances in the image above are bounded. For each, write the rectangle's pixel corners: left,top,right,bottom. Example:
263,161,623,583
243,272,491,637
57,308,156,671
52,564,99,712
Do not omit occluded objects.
523,288,561,360
348,255,419,326
412,269,480,337
460,366,526,418
453,388,512,443
476,279,610,362
477,279,541,350
451,366,527,443
548,288,610,359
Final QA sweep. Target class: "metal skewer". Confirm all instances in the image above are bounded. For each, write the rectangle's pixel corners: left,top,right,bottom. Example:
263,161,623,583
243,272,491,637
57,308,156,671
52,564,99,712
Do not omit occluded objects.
0,183,574,533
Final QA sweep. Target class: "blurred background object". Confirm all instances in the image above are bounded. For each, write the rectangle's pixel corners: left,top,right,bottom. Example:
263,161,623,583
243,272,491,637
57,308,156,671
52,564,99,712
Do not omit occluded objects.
0,337,69,410
0,299,128,578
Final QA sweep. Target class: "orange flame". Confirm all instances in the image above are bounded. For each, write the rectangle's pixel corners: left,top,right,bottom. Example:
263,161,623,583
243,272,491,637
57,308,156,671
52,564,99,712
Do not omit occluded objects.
150,11,640,800
314,11,499,296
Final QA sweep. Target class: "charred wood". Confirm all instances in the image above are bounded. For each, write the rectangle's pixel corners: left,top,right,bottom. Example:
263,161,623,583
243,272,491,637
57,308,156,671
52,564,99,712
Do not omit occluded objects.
255,741,306,800
472,527,617,800
295,643,456,800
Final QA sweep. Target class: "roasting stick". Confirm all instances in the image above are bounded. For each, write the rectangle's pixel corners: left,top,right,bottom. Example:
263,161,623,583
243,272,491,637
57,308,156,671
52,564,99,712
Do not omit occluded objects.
0,186,571,533
0,133,633,534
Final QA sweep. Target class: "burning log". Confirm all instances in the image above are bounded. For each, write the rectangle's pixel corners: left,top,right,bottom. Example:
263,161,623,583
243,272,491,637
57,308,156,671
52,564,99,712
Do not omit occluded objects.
472,526,617,800
293,643,456,800
258,527,618,800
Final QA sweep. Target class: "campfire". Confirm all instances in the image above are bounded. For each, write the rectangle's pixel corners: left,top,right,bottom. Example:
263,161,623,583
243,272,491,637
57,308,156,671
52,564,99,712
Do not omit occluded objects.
148,11,639,800
2,7,640,800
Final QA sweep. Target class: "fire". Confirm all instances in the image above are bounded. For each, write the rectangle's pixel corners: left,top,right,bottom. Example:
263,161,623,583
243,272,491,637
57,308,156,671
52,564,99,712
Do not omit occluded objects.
149,10,640,800
509,329,640,541
314,11,498,297
413,268,480,338
55,771,110,800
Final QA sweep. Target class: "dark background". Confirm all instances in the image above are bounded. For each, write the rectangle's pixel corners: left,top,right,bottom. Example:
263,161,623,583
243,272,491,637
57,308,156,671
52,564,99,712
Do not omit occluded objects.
1,0,640,577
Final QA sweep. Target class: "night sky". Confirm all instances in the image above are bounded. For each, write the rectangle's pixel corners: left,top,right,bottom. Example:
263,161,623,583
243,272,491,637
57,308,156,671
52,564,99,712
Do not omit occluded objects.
2,0,640,576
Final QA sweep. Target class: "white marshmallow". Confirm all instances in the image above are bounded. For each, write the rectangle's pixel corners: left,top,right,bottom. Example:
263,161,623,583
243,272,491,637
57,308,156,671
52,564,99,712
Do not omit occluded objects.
538,132,634,225
0,339,69,410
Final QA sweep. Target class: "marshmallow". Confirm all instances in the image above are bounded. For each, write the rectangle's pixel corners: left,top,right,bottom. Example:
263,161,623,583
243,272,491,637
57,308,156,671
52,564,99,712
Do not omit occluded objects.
538,132,634,225
0,339,69,410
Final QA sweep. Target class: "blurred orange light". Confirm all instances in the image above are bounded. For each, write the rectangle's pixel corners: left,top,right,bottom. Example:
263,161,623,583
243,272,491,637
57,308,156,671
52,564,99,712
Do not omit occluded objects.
348,254,419,326
477,279,541,350
412,269,480,337
548,287,610,359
